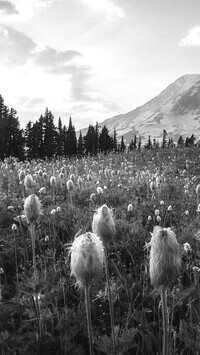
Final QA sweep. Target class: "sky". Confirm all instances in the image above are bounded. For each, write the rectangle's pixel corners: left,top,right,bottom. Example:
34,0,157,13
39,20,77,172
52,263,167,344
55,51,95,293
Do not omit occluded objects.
1,0,200,131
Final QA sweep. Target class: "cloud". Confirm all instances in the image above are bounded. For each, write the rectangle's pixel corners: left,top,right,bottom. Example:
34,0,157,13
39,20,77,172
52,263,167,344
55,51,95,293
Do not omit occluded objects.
81,0,125,19
0,1,18,15
0,23,36,65
34,46,82,74
180,25,200,47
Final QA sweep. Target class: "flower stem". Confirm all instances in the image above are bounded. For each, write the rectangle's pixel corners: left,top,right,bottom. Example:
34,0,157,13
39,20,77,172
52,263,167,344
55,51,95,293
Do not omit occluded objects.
84,284,93,355
161,288,168,355
105,247,116,355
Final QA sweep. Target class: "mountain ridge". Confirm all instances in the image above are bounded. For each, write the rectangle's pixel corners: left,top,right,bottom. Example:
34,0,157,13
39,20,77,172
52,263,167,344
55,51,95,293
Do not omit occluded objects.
78,74,200,143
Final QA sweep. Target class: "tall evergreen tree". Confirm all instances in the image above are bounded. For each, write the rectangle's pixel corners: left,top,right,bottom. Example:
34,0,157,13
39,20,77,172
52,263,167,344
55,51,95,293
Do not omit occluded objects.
67,117,77,156
77,131,84,156
120,136,126,153
99,125,111,154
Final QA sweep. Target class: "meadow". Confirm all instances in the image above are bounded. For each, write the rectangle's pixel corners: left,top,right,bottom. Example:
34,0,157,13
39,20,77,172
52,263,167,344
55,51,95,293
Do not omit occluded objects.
0,147,200,355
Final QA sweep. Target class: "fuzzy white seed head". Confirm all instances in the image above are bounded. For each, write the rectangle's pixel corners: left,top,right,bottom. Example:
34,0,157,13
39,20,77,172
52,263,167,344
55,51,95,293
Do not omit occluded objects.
67,179,74,192
97,186,104,195
183,242,192,253
12,223,17,231
148,226,180,290
24,174,35,190
24,194,42,224
196,184,200,198
51,209,56,216
92,204,115,246
70,232,104,289
50,176,56,186
19,169,25,181
127,204,133,212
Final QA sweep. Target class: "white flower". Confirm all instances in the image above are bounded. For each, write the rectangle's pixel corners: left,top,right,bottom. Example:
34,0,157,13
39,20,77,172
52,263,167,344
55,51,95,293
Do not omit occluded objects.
167,205,172,212
51,209,56,216
97,187,104,195
12,223,17,231
127,204,133,212
183,242,192,253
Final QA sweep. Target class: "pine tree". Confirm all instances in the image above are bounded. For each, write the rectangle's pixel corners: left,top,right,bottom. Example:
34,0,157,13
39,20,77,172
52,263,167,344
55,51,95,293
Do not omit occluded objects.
77,131,84,156
162,129,167,149
56,117,63,156
84,125,95,155
177,135,184,147
120,136,126,153
99,125,111,154
67,117,77,156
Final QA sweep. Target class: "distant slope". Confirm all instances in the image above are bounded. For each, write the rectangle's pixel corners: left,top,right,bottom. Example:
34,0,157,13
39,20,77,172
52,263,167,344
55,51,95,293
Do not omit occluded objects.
78,74,200,143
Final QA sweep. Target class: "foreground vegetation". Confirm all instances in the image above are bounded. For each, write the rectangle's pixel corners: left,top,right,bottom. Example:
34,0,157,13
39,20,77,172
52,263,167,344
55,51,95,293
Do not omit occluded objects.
0,147,200,354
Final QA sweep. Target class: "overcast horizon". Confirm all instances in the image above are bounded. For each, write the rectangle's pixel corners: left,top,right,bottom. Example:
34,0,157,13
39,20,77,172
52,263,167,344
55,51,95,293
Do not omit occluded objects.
1,0,200,130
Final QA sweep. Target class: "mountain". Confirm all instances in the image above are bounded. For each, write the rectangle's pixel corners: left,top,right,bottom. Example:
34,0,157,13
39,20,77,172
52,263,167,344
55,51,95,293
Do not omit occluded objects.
80,74,200,143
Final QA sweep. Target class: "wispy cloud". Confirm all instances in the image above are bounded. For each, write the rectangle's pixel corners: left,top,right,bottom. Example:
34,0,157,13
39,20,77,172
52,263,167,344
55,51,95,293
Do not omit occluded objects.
34,46,82,74
180,25,200,47
0,1,18,15
0,23,36,65
81,0,125,20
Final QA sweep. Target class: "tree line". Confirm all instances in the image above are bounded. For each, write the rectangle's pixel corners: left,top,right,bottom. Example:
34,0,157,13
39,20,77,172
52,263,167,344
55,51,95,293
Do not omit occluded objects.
0,95,197,161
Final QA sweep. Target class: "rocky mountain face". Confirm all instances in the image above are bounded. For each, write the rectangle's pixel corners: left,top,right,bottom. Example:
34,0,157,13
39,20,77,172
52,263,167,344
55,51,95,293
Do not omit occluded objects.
96,74,200,143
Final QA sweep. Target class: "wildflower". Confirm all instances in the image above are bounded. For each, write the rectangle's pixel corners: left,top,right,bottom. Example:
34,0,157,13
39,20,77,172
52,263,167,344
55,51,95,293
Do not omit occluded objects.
50,176,56,186
192,266,200,272
70,232,104,289
19,169,25,181
77,177,82,186
197,204,200,212
148,215,152,221
150,181,156,192
51,209,56,216
127,204,133,212
38,170,43,177
39,187,46,195
56,206,61,212
103,186,108,192
24,194,42,224
155,209,160,216
70,174,75,182
7,206,14,211
24,174,35,190
160,200,164,206
183,242,192,253
45,235,49,242
67,179,74,192
0,268,4,274
97,186,104,195
90,193,96,203
148,226,180,290
87,174,92,182
167,205,172,212
92,204,115,247
196,184,200,197
185,210,189,216
156,215,161,223
12,223,17,231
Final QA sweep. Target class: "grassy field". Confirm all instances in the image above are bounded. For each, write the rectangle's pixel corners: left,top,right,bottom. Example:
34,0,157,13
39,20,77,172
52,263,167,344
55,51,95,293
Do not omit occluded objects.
0,147,200,355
